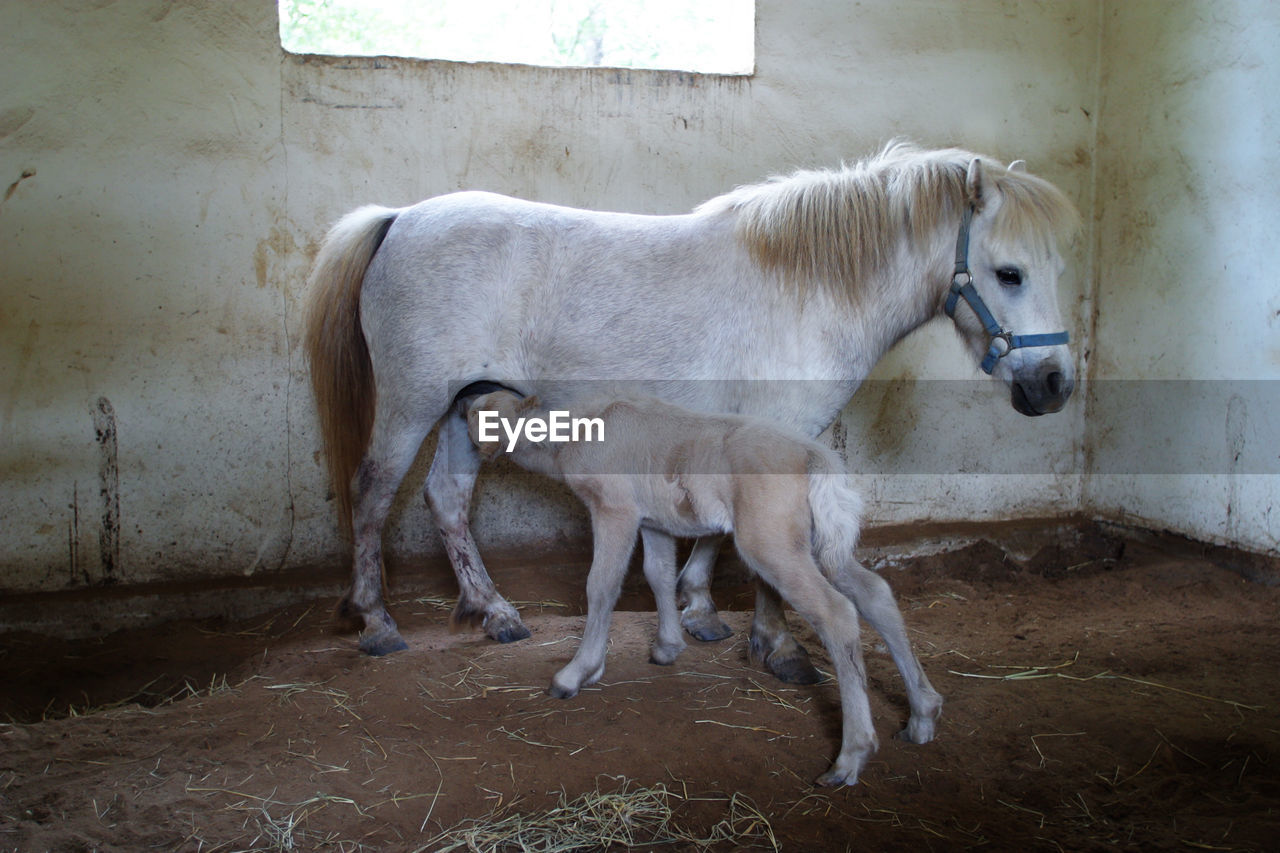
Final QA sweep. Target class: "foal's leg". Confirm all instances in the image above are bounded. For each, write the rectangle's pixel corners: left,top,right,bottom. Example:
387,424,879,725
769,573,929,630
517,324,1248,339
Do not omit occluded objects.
424,409,530,643
748,582,823,685
739,535,877,787
677,535,733,642
827,560,943,744
338,414,431,656
550,509,639,698
640,527,686,666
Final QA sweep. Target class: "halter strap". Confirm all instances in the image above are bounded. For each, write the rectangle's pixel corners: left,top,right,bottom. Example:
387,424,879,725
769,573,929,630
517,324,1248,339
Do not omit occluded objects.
944,203,1069,375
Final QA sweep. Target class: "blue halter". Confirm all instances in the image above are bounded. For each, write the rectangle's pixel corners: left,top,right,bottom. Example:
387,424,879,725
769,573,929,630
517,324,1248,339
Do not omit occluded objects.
944,204,1070,374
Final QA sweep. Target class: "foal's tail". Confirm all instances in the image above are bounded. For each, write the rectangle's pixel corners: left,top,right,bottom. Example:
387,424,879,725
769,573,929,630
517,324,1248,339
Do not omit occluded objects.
303,205,400,537
806,447,864,576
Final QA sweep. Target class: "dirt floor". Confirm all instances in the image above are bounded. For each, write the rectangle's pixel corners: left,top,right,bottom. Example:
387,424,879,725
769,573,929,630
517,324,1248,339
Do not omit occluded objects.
2,523,1278,852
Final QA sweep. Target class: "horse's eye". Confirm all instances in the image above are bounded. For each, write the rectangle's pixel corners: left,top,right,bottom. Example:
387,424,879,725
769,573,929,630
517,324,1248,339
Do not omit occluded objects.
996,267,1023,287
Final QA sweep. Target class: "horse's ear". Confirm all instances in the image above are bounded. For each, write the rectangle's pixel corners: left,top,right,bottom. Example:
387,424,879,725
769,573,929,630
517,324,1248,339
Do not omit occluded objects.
516,394,542,414
1007,159,1027,173
966,158,986,210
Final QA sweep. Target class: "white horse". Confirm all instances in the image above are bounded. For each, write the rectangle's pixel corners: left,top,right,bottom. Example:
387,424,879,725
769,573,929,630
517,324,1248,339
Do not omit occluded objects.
462,388,943,786
304,142,1078,664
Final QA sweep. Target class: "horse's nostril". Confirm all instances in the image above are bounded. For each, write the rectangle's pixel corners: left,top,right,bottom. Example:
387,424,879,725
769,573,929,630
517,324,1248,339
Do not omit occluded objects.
1046,371,1064,397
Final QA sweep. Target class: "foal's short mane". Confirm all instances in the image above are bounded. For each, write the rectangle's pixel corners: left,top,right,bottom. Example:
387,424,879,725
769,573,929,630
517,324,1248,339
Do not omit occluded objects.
697,142,1079,301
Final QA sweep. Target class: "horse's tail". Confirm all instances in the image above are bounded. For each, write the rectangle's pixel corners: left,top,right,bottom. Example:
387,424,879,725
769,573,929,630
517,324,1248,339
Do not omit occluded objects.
303,205,400,538
806,447,864,576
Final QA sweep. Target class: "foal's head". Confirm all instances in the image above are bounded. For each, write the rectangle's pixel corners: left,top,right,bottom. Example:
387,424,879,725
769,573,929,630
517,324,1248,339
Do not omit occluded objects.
465,390,540,458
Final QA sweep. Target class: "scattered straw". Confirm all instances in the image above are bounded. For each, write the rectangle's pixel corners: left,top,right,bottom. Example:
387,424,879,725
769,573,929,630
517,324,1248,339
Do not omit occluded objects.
997,798,1046,828
1029,731,1086,767
169,673,233,704
948,654,1263,712
694,718,794,740
39,671,237,721
737,678,811,716
420,779,777,853
411,595,568,614
265,680,368,718
186,785,374,852
495,726,562,750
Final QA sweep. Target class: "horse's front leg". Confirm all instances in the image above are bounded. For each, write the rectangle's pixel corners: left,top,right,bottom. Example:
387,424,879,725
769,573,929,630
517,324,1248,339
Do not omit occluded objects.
425,409,530,643
677,535,734,641
640,527,686,666
749,582,822,684
550,509,639,698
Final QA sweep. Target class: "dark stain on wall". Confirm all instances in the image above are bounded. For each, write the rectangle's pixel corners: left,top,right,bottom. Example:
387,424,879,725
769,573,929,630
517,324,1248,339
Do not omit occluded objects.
93,397,120,585
67,482,83,585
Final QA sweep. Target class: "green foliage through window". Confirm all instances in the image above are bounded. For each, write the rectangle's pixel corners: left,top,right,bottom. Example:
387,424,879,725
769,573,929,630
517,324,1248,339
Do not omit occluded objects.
279,0,754,75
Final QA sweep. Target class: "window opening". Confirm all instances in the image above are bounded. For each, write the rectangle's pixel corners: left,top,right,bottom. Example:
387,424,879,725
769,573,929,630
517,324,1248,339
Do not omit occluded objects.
279,0,754,75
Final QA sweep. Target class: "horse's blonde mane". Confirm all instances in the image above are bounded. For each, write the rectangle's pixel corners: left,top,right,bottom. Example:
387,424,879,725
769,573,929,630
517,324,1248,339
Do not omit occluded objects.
697,142,1079,301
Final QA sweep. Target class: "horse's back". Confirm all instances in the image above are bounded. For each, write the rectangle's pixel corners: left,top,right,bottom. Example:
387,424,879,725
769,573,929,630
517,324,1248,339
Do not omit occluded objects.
356,192,750,394
383,190,706,264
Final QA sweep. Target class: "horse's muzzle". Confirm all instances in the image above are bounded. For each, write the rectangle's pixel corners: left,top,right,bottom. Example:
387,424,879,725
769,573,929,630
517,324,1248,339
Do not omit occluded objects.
1011,364,1074,416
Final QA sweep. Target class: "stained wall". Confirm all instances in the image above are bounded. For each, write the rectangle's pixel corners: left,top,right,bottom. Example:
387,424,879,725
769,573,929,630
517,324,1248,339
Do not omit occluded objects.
8,1,1270,607
1086,0,1280,554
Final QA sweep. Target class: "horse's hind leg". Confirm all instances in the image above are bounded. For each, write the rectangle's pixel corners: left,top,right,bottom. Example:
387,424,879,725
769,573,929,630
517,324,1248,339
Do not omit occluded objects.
341,416,431,656
738,534,877,786
424,408,530,643
677,535,733,642
640,528,685,666
828,559,942,744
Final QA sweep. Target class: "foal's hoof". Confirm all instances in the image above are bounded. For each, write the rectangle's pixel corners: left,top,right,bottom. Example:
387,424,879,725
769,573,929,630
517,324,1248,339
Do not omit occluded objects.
815,749,872,787
680,609,733,643
359,630,409,657
485,613,532,644
896,717,937,745
649,640,685,666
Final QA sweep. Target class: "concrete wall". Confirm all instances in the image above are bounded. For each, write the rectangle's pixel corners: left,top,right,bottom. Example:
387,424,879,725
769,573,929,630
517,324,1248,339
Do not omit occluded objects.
5,0,1272,604
1087,0,1280,553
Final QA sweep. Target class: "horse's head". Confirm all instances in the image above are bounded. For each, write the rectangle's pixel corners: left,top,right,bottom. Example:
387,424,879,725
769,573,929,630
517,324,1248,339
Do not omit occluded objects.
946,157,1078,417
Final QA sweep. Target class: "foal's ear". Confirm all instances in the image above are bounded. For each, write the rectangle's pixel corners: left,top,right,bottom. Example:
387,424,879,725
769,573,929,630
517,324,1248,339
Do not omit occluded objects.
465,395,504,458
966,158,987,210
515,394,542,415
1007,159,1027,173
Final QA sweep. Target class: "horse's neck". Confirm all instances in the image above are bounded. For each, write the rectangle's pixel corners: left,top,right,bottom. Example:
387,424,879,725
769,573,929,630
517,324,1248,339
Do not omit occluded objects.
712,225,953,438
832,226,953,380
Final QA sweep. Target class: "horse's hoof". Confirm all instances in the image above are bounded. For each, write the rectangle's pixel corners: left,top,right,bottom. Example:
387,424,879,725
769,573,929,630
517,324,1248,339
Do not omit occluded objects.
485,615,532,644
681,610,733,643
359,631,409,657
649,641,684,666
815,767,859,787
766,648,822,685
548,681,579,699
896,719,936,745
